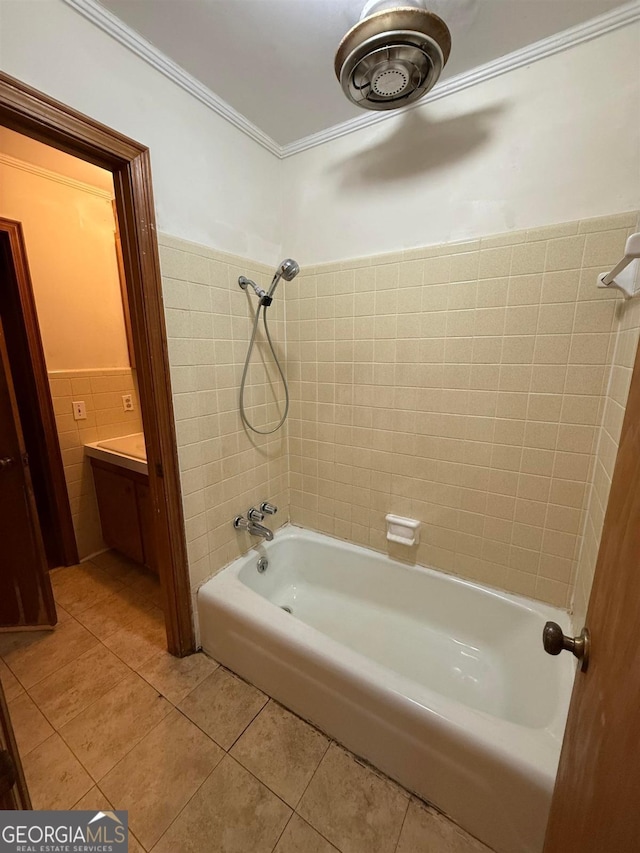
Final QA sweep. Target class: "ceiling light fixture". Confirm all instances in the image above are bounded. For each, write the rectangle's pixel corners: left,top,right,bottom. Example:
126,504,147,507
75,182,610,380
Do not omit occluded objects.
335,0,452,111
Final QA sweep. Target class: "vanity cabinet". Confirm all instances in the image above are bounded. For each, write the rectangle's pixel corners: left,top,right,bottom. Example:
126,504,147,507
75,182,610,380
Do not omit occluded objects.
90,457,156,572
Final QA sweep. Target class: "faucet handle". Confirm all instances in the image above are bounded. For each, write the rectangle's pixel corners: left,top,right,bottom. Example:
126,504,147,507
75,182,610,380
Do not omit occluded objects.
260,502,278,515
247,507,264,522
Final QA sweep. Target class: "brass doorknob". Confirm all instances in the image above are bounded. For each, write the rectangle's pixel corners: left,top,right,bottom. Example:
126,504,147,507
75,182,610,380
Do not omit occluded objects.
543,621,590,672
0,457,14,471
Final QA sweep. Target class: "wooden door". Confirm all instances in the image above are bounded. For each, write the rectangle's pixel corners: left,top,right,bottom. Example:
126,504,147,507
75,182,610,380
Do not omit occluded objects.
0,315,56,628
0,221,78,568
544,338,640,850
0,679,30,809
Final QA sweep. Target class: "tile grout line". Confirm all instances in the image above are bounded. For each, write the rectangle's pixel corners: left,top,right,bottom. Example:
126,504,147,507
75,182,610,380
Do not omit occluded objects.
392,794,412,853
27,651,136,732
141,747,225,853
47,632,166,789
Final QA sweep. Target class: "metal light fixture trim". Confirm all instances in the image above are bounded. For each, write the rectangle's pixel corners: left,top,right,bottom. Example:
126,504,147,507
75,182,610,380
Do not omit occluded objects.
335,7,452,111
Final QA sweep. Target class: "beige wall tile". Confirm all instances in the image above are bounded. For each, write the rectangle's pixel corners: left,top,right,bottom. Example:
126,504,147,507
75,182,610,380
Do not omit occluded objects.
284,212,640,611
48,368,143,559
544,236,585,271
155,216,640,622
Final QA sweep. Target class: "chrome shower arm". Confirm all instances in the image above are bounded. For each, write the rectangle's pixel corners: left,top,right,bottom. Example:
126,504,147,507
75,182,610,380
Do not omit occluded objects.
239,276,270,303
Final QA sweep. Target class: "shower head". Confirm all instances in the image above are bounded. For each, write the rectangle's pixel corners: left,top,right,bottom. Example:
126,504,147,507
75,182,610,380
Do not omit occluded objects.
277,258,300,282
268,258,300,298
239,258,300,305
335,2,451,112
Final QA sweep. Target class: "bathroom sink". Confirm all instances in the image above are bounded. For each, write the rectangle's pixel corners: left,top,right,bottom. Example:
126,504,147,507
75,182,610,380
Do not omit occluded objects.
84,432,147,475
97,433,147,460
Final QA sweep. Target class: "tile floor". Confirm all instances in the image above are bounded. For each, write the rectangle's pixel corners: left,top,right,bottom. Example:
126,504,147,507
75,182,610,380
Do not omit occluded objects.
0,550,492,853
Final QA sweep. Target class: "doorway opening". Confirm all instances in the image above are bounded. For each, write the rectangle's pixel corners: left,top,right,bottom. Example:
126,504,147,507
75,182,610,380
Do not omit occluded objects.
0,71,193,657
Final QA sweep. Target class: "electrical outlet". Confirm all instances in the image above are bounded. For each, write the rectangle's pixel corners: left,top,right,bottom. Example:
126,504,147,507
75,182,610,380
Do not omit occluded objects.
72,401,87,421
122,394,134,412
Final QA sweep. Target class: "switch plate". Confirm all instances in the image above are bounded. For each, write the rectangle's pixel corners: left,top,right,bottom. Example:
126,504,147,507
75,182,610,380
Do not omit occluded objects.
72,401,87,421
122,394,134,412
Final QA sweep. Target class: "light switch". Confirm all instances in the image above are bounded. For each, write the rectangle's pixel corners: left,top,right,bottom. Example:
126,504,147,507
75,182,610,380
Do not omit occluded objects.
72,401,87,421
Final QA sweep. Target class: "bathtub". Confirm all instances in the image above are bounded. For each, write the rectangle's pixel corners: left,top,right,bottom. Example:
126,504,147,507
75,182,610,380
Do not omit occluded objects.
198,526,573,853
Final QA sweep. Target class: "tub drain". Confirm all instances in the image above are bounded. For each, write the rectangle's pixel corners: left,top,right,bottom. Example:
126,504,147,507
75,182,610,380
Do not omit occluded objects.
280,606,293,614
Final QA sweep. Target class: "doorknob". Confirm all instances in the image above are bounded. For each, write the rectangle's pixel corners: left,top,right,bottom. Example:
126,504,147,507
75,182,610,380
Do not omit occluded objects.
543,621,590,672
0,457,14,471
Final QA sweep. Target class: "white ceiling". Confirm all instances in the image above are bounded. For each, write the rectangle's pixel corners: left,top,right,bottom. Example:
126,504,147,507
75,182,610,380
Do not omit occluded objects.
100,0,630,147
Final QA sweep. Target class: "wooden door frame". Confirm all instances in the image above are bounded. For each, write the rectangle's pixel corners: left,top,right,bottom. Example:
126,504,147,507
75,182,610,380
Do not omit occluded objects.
0,219,79,568
0,71,195,656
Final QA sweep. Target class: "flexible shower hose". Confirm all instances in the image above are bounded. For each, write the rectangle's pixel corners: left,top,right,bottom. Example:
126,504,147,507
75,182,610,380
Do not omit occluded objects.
239,300,289,435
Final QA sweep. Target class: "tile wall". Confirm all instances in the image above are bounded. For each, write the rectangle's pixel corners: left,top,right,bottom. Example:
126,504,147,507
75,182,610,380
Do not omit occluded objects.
572,266,640,624
155,213,639,616
158,235,289,609
49,368,143,559
287,212,640,609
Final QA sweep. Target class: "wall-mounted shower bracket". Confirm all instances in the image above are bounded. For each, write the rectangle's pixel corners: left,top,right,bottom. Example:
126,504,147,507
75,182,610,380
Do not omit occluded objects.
239,275,271,304
597,232,640,300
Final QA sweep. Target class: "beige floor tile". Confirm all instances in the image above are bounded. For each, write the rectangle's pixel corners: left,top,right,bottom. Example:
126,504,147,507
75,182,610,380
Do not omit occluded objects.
7,693,54,756
102,606,166,669
75,587,156,641
178,667,268,749
90,551,142,585
231,701,329,806
23,733,93,810
73,787,144,852
60,670,172,781
152,754,291,853
73,785,113,810
100,709,223,850
274,814,339,853
0,657,24,700
56,605,73,623
128,833,146,853
51,563,125,615
128,572,163,608
29,643,130,729
0,619,99,689
297,744,409,853
137,650,218,704
396,799,493,853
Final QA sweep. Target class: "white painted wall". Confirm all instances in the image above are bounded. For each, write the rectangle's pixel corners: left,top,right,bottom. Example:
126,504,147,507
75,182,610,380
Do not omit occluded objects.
2,3,637,269
0,0,282,265
282,22,640,265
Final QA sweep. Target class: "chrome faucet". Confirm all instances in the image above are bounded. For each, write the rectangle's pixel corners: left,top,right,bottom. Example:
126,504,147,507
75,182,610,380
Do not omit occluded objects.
233,506,275,541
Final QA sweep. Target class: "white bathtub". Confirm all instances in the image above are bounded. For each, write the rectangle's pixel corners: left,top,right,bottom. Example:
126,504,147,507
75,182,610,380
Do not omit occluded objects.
198,526,573,853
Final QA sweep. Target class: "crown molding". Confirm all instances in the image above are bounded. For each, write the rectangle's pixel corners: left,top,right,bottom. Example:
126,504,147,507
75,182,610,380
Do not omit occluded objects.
64,0,640,161
63,0,282,157
0,151,114,199
282,0,640,157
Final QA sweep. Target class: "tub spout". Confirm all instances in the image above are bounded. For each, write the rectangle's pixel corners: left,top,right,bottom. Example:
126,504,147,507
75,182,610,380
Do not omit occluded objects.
248,520,274,541
233,515,274,541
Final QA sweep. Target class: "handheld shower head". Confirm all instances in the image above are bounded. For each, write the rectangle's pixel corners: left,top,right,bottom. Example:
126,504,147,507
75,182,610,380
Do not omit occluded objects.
268,258,300,298
277,258,300,281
